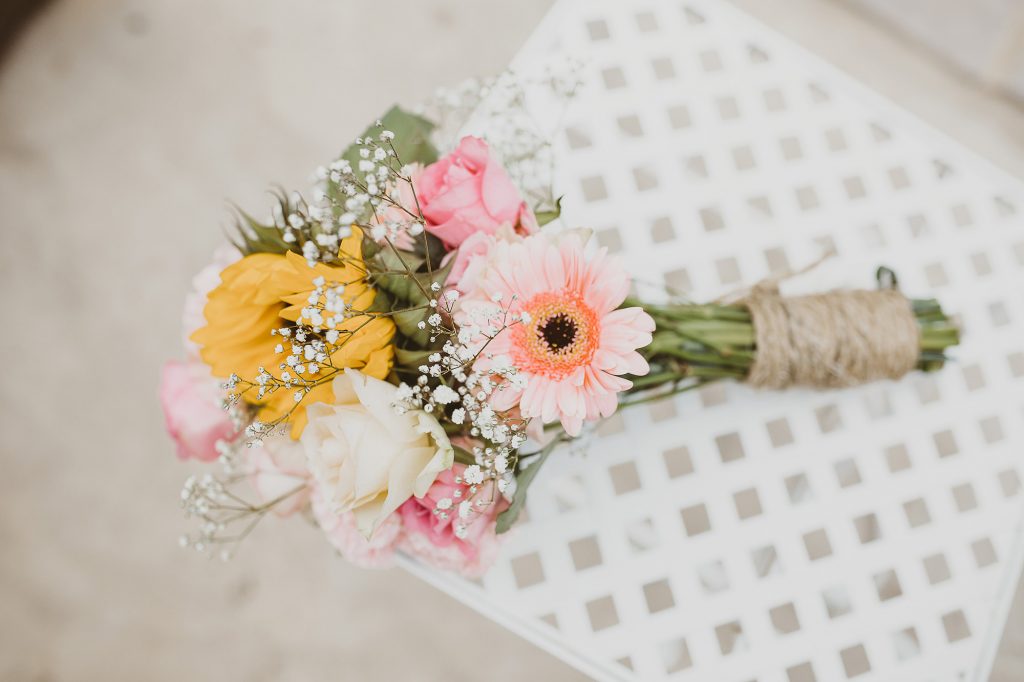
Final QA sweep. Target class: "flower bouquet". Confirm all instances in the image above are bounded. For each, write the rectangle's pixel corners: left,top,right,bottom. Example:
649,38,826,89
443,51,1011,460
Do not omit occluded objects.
162,93,959,576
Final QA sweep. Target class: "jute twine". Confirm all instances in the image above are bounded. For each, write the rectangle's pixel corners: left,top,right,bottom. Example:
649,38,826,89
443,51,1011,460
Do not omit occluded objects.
741,282,920,390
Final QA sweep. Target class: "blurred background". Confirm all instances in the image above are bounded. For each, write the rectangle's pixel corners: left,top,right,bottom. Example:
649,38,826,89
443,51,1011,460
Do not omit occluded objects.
1,0,1023,679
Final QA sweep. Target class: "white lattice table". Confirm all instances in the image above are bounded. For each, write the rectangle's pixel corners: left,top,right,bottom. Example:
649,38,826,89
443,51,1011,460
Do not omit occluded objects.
400,1,1024,680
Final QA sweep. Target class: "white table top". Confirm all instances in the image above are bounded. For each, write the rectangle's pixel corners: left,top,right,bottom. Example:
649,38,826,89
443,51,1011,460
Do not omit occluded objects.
402,1,1024,680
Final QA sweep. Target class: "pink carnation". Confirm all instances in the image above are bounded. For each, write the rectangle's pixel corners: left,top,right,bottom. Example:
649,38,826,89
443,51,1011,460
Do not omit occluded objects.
418,135,537,249
247,436,310,517
159,360,237,462
397,464,506,578
310,487,403,569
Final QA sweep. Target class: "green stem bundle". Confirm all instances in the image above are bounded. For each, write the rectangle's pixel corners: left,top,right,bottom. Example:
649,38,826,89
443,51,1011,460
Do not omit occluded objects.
626,296,959,397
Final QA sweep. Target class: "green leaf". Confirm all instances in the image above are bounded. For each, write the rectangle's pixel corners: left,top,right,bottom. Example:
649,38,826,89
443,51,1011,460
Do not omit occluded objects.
370,246,427,303
328,106,439,208
391,307,432,347
495,438,564,534
394,347,433,368
230,203,292,256
453,445,476,466
534,196,563,227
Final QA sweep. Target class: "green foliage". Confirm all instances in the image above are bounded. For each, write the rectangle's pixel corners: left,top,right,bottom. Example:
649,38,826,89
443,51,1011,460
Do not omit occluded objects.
327,105,439,208
534,195,563,227
495,436,564,534
364,234,455,353
228,190,294,256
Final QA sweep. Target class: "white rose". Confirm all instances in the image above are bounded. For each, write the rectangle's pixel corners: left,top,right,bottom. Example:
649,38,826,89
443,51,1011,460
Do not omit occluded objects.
302,368,454,538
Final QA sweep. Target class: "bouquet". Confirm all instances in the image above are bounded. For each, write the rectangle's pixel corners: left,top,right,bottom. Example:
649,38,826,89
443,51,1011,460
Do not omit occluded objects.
162,92,958,576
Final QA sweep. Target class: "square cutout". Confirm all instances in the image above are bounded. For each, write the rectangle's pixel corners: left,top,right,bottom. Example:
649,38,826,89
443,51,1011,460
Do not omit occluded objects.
923,553,951,584
734,487,763,519
716,96,740,120
700,49,723,72
586,595,619,631
796,186,820,211
823,585,853,619
609,461,641,495
853,513,881,544
952,482,978,512
767,418,794,447
626,517,658,553
585,19,610,41
569,535,603,571
786,473,813,504
803,528,832,561
835,458,862,487
667,104,692,129
650,216,675,243
511,552,545,589
643,578,675,613
716,257,741,284
617,114,643,137
962,364,986,391
633,166,659,191
659,637,692,674
942,609,971,642
980,415,1004,443
698,559,730,592
664,267,692,294
663,445,694,478
699,382,728,407
715,620,747,655
733,145,756,171
752,545,781,578
999,469,1022,497
885,444,911,472
700,207,725,231
649,396,677,422
651,56,676,80
601,67,626,90
902,498,931,528
786,662,817,682
715,432,745,463
681,503,711,536
972,537,998,567
595,227,622,253
893,627,921,661
634,10,658,32
933,429,958,457
873,569,902,601
815,404,842,432
840,644,871,678
770,602,800,634
580,175,608,202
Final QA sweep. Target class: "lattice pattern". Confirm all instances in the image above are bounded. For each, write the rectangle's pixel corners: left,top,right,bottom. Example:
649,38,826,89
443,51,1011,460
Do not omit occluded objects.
402,1,1024,680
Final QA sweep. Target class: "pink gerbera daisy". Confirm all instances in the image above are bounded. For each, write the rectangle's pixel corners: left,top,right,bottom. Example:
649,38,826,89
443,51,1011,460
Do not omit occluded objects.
455,230,655,436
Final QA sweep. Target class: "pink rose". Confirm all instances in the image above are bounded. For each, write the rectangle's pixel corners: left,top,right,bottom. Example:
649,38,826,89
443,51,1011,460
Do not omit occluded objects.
397,463,507,577
159,360,237,462
418,136,537,249
443,230,494,294
247,437,310,517
311,487,402,569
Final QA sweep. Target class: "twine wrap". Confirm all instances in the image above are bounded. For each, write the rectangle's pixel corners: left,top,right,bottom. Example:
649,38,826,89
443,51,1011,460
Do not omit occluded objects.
742,284,920,390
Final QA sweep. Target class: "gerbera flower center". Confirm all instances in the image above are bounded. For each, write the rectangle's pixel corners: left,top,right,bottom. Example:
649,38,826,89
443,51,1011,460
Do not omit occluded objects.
509,291,599,380
538,313,578,352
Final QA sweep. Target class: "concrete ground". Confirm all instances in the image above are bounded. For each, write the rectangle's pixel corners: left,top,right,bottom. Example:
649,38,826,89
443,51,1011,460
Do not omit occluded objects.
0,0,1021,680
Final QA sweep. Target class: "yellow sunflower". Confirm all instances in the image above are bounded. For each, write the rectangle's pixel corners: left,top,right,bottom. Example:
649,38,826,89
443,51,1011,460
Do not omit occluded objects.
192,228,395,437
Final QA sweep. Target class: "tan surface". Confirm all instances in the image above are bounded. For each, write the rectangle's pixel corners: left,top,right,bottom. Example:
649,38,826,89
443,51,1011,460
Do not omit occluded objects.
1,0,1022,680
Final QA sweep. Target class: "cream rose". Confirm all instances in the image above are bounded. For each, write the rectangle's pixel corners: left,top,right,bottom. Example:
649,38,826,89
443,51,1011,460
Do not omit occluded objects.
302,369,454,538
